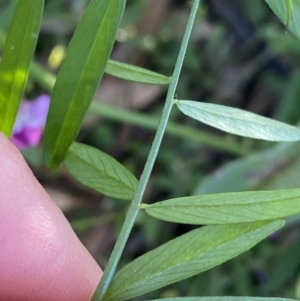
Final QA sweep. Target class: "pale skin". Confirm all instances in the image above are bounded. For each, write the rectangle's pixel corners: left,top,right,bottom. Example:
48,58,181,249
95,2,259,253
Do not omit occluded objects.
0,133,102,300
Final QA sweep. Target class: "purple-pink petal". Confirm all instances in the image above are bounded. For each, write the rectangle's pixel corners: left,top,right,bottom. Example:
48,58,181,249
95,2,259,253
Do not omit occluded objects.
12,127,43,149
27,94,50,128
12,94,50,149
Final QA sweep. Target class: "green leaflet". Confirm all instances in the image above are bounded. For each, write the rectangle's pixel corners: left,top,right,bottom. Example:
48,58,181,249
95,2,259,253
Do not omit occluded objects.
175,100,300,141
144,296,296,301
103,220,283,301
143,189,300,224
148,296,296,301
43,0,126,169
265,0,300,38
105,60,170,85
0,0,43,136
64,142,138,201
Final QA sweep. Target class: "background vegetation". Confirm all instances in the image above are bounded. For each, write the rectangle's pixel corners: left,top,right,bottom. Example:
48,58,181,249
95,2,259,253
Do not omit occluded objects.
1,0,300,299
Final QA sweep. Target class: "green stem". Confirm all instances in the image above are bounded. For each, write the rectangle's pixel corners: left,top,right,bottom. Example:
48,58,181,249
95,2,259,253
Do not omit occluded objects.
91,1,200,300
89,103,249,156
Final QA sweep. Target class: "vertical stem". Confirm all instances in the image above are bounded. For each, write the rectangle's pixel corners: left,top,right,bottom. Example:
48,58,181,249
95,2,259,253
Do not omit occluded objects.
91,1,200,300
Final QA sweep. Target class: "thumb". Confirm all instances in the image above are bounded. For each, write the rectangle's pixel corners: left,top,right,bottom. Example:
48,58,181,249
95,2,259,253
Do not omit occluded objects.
0,133,102,301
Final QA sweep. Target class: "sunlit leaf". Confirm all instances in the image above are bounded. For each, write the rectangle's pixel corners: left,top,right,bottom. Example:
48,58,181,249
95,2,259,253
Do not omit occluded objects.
103,220,283,301
175,100,300,141
143,189,300,224
43,0,126,169
144,297,298,301
0,0,43,136
265,0,300,38
64,142,138,201
105,60,170,85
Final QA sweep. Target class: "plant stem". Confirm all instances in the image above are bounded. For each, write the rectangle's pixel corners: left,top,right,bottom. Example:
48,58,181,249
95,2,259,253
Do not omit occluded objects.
91,1,200,300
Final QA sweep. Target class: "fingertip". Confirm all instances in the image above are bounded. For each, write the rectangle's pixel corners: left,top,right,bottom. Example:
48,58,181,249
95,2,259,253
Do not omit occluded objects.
0,133,102,300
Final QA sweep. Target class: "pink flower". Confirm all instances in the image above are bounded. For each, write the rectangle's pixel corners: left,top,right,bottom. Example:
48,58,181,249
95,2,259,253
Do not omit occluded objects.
12,94,50,149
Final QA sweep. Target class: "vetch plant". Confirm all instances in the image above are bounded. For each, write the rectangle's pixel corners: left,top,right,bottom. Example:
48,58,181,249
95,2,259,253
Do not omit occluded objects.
0,1,300,301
